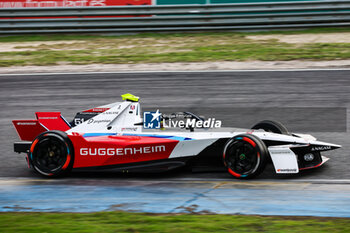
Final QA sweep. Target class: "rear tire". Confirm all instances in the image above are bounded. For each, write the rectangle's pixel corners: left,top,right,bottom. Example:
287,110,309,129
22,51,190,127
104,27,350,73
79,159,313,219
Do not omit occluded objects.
29,130,74,177
223,134,268,179
251,120,289,135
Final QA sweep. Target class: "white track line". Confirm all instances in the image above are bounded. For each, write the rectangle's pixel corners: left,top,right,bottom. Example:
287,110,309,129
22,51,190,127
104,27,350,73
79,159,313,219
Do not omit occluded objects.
1,68,350,76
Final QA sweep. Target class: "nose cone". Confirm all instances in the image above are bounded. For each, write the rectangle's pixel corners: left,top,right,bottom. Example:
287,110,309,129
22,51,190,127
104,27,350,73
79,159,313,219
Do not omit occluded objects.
331,144,342,149
310,141,342,151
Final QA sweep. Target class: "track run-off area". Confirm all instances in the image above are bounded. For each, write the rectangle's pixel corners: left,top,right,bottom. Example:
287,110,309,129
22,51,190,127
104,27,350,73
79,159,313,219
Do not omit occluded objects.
1,69,350,217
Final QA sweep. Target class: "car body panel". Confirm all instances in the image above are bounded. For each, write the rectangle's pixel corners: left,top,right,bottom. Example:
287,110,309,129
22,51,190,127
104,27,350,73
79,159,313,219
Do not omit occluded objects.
12,94,342,176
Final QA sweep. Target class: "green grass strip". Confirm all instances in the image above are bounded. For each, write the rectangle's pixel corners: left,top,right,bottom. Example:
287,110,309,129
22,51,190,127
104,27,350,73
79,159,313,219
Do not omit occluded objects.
0,212,349,233
0,28,350,67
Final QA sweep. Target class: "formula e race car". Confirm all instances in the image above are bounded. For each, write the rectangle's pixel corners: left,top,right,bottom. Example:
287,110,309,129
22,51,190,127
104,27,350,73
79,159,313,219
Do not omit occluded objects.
12,94,341,179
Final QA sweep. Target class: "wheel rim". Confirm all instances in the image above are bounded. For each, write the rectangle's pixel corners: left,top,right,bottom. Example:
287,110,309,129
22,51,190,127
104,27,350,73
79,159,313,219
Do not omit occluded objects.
225,139,260,176
33,136,67,173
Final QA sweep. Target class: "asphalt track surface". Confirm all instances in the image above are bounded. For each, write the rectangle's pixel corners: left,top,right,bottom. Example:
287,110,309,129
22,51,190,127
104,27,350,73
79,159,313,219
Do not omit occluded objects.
1,70,349,180
1,70,350,216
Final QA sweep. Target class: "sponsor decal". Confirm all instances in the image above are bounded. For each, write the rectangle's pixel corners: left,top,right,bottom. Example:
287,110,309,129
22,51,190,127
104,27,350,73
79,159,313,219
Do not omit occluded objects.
17,122,37,125
102,111,119,115
80,145,166,156
0,0,151,8
269,150,291,154
130,105,135,110
277,168,298,172
91,108,109,112
87,119,111,124
311,146,331,151
121,127,138,132
83,108,110,113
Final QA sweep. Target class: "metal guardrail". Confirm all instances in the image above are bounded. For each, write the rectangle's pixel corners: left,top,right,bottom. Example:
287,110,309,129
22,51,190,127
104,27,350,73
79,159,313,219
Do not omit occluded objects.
0,0,350,34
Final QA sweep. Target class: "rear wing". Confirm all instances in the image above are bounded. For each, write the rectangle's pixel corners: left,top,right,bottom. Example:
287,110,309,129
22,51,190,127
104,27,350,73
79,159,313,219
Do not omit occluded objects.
12,112,71,141
13,94,141,141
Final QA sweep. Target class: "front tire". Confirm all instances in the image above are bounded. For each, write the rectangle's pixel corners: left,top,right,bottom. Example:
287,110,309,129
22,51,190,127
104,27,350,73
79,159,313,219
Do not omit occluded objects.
251,120,289,135
223,134,268,179
29,131,74,177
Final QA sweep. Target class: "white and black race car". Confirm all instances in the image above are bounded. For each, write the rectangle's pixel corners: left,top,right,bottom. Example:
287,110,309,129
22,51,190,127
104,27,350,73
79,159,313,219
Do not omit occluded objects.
13,94,341,179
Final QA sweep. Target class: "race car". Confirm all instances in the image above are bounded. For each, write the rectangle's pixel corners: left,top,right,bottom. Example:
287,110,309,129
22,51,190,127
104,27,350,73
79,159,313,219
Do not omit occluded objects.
12,93,341,179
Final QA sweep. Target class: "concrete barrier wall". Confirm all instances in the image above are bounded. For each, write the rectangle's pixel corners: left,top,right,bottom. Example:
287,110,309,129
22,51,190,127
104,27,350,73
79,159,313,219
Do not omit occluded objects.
1,1,349,34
